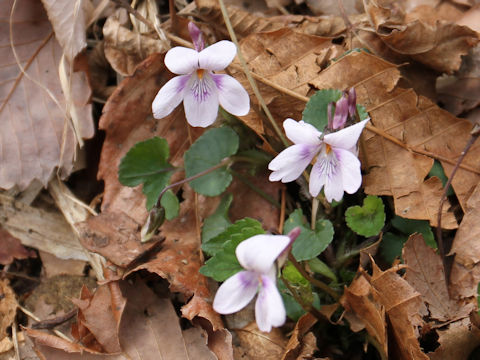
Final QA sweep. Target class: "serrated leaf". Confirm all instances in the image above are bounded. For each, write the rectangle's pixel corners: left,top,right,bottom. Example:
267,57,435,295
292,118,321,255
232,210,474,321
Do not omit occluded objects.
184,127,239,196
345,195,385,237
201,193,233,244
202,218,264,257
200,218,265,282
160,190,179,221
118,137,173,210
302,89,342,131
283,209,334,261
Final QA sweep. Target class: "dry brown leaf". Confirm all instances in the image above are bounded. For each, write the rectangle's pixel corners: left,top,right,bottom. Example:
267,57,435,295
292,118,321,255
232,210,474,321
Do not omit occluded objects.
40,0,87,61
0,0,93,190
0,280,17,341
403,234,474,322
39,251,86,278
281,313,318,360
428,317,480,360
234,322,287,360
77,211,162,267
0,227,36,265
363,0,479,73
103,9,168,76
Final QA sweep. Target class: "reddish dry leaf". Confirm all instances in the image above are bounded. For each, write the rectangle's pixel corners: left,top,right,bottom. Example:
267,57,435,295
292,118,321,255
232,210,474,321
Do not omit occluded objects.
38,251,86,278
403,234,474,322
340,273,387,356
0,0,93,190
281,313,318,360
0,227,36,265
103,9,168,76
363,0,479,73
0,279,17,341
40,0,87,61
76,211,162,267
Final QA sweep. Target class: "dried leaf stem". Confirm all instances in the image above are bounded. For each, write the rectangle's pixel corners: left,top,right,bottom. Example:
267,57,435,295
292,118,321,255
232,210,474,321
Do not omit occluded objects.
436,125,480,287
217,0,289,147
18,305,72,342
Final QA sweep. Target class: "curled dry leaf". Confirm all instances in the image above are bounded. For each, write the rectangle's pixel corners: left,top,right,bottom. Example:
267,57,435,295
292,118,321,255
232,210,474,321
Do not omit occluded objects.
40,0,87,61
363,0,479,73
1,0,94,190
281,313,318,360
103,9,168,77
0,279,17,341
234,322,287,360
0,227,36,265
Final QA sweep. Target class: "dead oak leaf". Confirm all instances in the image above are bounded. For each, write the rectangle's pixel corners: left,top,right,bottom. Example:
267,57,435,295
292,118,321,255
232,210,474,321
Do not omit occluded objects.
0,0,94,190
403,234,474,322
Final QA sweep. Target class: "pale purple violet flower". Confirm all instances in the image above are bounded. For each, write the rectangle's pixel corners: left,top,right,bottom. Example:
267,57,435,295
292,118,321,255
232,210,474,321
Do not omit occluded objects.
268,118,369,202
152,22,249,127
328,88,357,130
213,229,300,332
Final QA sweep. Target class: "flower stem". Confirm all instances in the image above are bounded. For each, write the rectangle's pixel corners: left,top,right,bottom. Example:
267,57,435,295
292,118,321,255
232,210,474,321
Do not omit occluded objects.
288,253,340,300
280,276,325,321
217,0,289,148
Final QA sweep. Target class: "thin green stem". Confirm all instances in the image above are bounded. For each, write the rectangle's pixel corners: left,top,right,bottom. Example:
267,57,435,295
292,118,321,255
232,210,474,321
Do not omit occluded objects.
217,0,289,147
280,276,324,321
229,169,281,209
311,198,319,230
288,253,340,300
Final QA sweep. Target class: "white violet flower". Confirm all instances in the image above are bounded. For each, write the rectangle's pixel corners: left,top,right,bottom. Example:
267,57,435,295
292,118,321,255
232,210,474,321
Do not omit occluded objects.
268,118,369,202
213,229,300,332
152,22,250,127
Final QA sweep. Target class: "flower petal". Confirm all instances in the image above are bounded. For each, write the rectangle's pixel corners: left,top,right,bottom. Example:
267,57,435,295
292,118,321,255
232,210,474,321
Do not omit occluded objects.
236,234,291,274
152,75,190,119
183,75,219,127
268,144,318,183
199,40,237,71
188,22,204,51
255,275,286,332
213,271,259,314
324,119,369,150
165,47,199,75
309,158,327,198
336,148,362,194
283,119,322,146
212,74,249,116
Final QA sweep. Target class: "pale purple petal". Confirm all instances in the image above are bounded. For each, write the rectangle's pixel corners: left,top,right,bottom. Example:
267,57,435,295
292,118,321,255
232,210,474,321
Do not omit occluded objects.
213,271,259,314
309,146,340,199
236,234,291,274
309,157,327,198
255,275,286,332
323,169,345,202
199,40,236,71
347,88,357,118
332,96,348,130
336,148,362,194
212,74,249,116
183,74,219,127
283,119,322,146
165,47,199,75
152,75,190,119
188,22,204,51
324,119,369,150
268,144,318,183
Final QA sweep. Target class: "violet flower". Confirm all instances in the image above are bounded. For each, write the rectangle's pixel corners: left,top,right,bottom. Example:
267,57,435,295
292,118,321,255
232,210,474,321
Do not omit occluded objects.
268,118,369,202
328,88,357,130
213,229,300,332
152,22,249,127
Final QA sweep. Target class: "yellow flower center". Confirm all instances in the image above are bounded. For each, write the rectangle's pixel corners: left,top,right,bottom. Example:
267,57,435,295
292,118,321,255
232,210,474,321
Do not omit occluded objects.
325,144,332,154
196,69,205,79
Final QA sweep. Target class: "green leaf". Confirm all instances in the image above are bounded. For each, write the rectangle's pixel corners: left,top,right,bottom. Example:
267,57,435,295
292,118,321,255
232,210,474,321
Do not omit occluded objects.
282,262,309,287
201,193,233,244
302,89,342,131
160,190,179,221
429,160,454,196
345,195,385,237
307,258,337,283
184,127,239,196
380,232,405,264
391,216,436,249
200,218,265,281
202,218,264,257
283,209,334,261
118,137,173,210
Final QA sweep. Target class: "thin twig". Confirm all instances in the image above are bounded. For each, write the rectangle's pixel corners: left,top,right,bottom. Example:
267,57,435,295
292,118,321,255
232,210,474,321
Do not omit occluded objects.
288,253,340,300
18,305,72,342
12,319,20,360
217,0,289,147
436,126,480,288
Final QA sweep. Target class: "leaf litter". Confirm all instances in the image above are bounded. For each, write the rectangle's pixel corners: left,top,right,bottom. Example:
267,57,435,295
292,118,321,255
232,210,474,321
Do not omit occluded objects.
2,0,480,359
